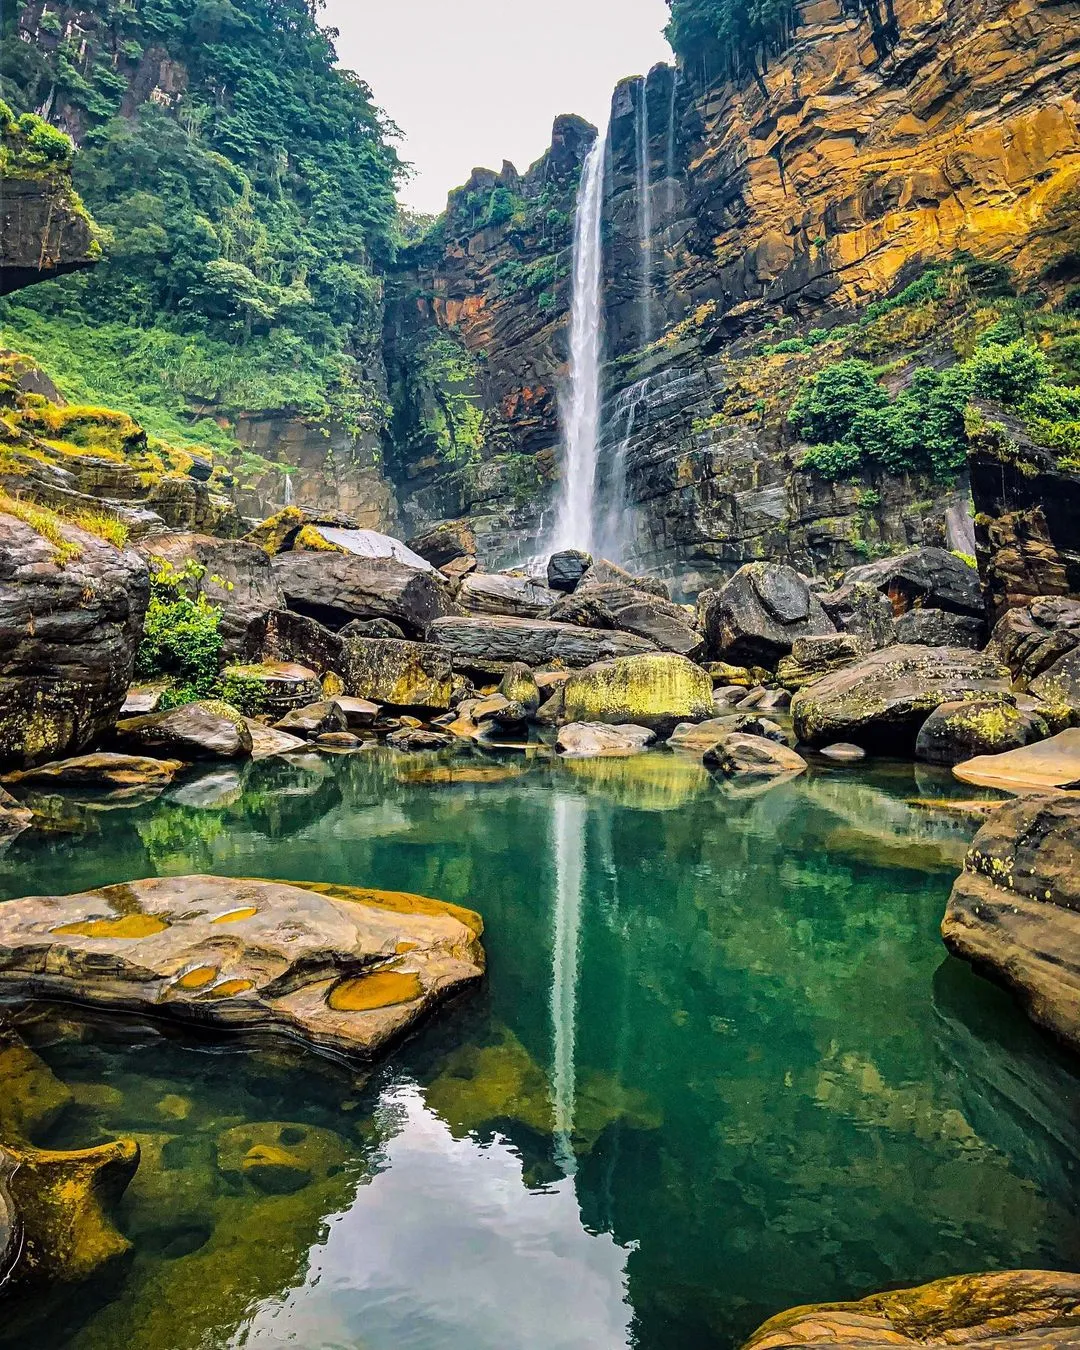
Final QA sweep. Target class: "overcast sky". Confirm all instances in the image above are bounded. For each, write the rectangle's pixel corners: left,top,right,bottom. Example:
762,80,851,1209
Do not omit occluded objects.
323,0,673,214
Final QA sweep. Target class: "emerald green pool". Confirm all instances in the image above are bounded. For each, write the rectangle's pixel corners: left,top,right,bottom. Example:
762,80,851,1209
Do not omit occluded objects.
2,747,1079,1350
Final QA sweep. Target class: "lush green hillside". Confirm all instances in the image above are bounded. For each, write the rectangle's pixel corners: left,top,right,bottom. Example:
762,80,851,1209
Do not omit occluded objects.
0,0,402,463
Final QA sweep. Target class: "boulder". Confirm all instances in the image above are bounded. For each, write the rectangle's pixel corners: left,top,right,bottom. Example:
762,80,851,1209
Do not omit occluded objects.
667,718,733,755
743,1269,1080,1350
139,533,284,656
273,700,347,739
572,582,705,658
315,731,364,750
818,741,867,763
113,701,253,760
704,734,807,781
457,572,557,618
791,645,1011,752
776,634,868,691
560,653,714,737
498,662,540,715
952,728,1080,792
943,793,1080,1054
547,549,592,593
272,551,455,637
335,696,379,729
385,727,455,751
842,547,984,618
3,752,182,791
338,617,407,641
243,720,307,761
0,874,485,1061
340,637,453,711
121,683,167,716
698,563,834,666
221,662,323,717
915,698,1048,767
407,520,478,569
0,511,148,769
241,610,346,680
991,596,1080,682
894,608,986,648
730,716,789,744
819,581,897,648
555,723,656,757
427,616,656,675
579,558,668,599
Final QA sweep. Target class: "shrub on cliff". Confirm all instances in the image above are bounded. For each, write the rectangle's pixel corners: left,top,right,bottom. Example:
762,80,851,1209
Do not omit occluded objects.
967,339,1049,404
789,361,888,444
135,559,223,702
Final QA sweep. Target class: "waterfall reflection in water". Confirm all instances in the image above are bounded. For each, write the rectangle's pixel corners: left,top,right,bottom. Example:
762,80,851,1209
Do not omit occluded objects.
551,793,586,1175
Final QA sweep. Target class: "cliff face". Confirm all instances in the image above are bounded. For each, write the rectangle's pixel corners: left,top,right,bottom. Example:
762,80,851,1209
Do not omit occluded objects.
0,173,98,294
386,0,1080,583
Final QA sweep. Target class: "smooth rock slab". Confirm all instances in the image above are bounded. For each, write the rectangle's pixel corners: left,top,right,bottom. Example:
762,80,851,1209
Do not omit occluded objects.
428,615,656,673
555,723,656,758
4,752,182,791
942,793,1080,1054
0,875,485,1061
953,728,1080,791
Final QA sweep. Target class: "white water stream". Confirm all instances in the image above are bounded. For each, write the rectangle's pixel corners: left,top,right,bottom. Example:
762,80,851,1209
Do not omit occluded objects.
635,82,654,349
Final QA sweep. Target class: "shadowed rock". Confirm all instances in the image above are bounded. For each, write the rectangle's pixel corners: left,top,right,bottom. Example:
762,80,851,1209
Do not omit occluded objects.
699,563,834,666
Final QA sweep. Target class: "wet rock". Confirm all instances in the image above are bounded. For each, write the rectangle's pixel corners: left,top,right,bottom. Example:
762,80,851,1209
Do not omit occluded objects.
698,563,833,666
952,728,1080,792
113,701,253,760
561,652,714,737
843,547,985,618
915,698,1048,767
314,731,363,750
704,734,807,781
791,645,1011,752
243,720,307,761
547,549,592,593
273,699,347,739
272,551,456,637
384,727,454,751
335,696,379,729
498,662,540,715
0,874,485,1061
0,511,149,769
340,637,453,711
338,617,407,641
943,793,1080,1055
895,608,986,648
457,572,556,618
427,615,656,675
818,742,867,763
743,1269,1080,1349
140,534,284,657
407,520,477,569
3,752,183,791
555,722,656,758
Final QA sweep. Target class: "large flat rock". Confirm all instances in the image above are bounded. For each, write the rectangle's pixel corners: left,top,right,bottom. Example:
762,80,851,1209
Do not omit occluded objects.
953,728,1080,791
942,793,1080,1055
272,551,455,637
427,615,656,671
0,875,485,1061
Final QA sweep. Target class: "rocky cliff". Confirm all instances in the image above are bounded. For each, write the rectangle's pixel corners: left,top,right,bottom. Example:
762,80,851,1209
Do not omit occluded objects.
384,0,1080,588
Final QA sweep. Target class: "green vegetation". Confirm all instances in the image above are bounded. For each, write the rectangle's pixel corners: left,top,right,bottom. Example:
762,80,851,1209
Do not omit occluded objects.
0,98,72,173
387,329,486,466
0,0,402,452
135,558,224,703
666,0,799,81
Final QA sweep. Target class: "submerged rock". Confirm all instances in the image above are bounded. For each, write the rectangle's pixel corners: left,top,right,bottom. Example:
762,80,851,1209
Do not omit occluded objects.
791,645,1011,752
698,563,834,666
0,874,485,1061
113,701,253,760
952,728,1080,792
560,652,714,736
742,1269,1080,1348
555,723,656,758
943,793,1080,1055
915,698,1047,767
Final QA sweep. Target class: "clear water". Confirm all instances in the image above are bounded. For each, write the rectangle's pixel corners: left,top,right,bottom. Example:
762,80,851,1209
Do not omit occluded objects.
2,747,1079,1350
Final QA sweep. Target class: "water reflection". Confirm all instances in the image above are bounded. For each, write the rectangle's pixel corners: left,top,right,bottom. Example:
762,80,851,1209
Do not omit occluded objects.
551,794,586,1175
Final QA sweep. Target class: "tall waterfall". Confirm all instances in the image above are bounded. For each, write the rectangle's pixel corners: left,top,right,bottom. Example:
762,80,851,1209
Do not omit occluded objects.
551,120,609,554
665,69,679,213
550,793,586,1176
635,82,654,348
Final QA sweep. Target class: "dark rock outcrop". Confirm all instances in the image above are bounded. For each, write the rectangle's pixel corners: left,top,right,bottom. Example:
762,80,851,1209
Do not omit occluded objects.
1,173,98,294
427,615,656,674
943,793,1080,1055
698,563,833,665
0,512,148,768
272,550,456,637
843,549,984,619
547,549,592,592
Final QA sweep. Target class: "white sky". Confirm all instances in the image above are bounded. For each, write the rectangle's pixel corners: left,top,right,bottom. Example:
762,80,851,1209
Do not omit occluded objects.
323,0,673,214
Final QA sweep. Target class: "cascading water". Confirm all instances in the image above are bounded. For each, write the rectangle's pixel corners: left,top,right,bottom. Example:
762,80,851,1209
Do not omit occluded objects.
635,81,654,349
551,119,609,554
665,69,679,214
282,472,293,507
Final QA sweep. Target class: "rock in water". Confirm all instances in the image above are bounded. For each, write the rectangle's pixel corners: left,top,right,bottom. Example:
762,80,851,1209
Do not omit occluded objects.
3,752,183,791
698,563,833,666
555,723,656,757
561,653,714,736
704,734,807,781
952,727,1080,791
742,1269,1080,1349
790,645,1011,752
0,875,485,1061
272,551,455,637
943,793,1080,1054
547,549,592,593
0,512,148,769
274,699,347,739
113,701,253,760
915,698,1047,766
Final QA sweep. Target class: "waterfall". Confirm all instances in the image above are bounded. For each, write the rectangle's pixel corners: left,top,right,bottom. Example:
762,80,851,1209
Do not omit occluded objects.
550,793,585,1176
635,81,654,349
551,119,609,554
665,69,679,215
282,472,293,507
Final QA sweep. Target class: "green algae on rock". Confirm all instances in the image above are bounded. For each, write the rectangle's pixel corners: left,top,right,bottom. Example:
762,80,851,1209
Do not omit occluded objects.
561,652,713,736
0,875,485,1061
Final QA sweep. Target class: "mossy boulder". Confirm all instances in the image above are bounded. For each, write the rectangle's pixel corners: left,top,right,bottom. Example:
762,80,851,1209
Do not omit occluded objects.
915,697,1047,766
498,661,540,715
340,637,453,711
113,701,253,760
560,653,713,737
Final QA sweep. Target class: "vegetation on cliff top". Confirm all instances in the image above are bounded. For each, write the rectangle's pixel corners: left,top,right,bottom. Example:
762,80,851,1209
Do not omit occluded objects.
0,0,402,450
